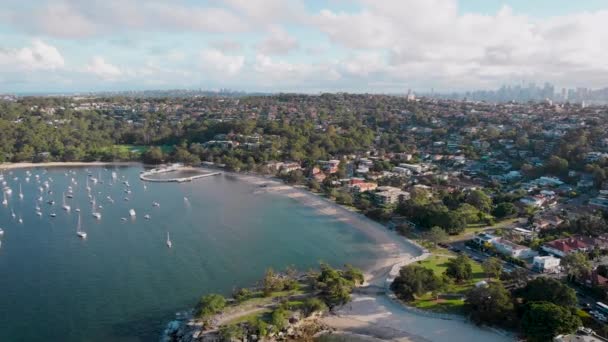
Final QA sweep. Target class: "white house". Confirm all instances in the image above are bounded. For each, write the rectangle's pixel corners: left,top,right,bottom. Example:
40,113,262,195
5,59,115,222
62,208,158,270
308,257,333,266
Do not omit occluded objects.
492,238,538,259
532,256,561,273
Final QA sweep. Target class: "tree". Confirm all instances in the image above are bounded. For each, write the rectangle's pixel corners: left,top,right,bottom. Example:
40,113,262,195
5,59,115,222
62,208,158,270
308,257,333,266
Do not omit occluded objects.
219,324,245,341
445,255,473,283
493,202,517,219
262,268,284,296
464,283,515,326
142,146,164,164
270,307,288,331
546,155,569,176
391,264,442,301
424,226,448,247
521,302,581,342
519,277,577,308
196,294,227,318
315,263,360,308
501,267,529,287
482,257,503,279
335,191,354,206
302,297,328,317
561,252,591,281
343,264,364,285
466,190,493,213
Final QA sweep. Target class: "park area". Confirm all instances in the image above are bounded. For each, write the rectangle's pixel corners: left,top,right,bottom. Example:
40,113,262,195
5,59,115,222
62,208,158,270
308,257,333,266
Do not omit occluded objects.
409,253,487,314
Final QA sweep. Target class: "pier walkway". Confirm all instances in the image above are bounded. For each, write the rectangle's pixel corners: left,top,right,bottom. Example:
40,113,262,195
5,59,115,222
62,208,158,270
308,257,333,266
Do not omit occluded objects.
139,165,221,183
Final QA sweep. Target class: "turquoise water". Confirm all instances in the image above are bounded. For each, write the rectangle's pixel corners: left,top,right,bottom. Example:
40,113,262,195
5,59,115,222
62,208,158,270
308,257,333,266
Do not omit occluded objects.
0,166,381,342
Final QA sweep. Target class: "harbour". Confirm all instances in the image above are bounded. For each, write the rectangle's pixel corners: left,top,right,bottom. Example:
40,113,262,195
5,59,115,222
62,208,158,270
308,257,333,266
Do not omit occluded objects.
0,165,381,342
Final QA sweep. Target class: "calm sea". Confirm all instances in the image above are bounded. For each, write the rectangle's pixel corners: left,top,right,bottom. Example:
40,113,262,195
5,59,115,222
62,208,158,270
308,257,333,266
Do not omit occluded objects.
0,166,380,342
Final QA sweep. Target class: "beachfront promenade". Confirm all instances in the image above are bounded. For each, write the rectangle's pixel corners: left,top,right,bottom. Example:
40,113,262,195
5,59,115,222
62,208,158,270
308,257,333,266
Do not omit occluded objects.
139,164,221,182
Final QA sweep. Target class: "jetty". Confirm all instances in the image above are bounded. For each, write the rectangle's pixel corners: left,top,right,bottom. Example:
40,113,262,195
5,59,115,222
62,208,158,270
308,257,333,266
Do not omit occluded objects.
139,164,221,183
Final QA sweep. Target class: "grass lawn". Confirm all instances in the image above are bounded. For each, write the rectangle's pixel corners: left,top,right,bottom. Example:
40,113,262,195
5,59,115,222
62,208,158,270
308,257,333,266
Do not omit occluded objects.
225,309,272,325
449,217,521,242
101,144,175,155
410,253,487,314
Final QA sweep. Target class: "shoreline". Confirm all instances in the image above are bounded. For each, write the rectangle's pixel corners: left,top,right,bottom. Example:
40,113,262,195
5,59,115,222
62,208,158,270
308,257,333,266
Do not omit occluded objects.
2,162,511,341
224,171,513,342
0,161,140,170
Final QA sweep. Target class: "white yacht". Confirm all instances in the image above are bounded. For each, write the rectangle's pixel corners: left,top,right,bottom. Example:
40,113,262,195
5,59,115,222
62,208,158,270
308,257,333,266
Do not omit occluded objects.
153,201,160,207
11,209,16,219
92,198,102,220
49,213,57,218
129,209,136,217
18,184,23,200
144,214,151,220
166,232,172,248
0,228,4,235
2,192,7,206
62,192,71,212
18,215,23,224
76,214,87,239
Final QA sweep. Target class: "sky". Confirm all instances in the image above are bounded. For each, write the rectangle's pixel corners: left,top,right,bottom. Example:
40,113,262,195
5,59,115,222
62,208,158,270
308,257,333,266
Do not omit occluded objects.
1,0,608,93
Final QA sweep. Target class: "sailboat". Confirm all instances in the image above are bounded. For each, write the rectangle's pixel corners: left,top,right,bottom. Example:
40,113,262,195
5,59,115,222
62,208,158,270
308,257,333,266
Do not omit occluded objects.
166,232,172,248
11,209,16,219
91,197,101,219
18,184,23,200
76,214,87,239
2,192,7,206
62,192,71,211
18,215,23,224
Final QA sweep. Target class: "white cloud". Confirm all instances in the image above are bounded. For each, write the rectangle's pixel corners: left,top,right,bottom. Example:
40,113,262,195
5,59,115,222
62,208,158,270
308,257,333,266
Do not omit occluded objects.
0,39,65,71
85,56,122,79
255,27,299,55
254,54,341,83
3,0,608,91
200,49,245,76
311,0,608,89
3,0,248,38
210,40,244,53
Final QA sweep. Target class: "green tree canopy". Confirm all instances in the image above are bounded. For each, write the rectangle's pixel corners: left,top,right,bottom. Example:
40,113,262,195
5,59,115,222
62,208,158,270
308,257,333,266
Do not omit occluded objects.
561,252,591,281
518,277,577,308
521,302,581,342
195,293,227,318
391,264,443,301
445,254,473,283
464,283,515,327
482,257,503,279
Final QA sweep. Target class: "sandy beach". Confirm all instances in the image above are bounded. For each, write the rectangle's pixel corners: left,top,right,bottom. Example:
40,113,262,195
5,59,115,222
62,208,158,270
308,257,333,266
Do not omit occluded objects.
232,172,514,342
0,161,139,171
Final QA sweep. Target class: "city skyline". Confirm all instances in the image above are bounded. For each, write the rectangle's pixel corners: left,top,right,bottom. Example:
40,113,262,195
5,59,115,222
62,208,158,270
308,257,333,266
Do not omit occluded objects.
1,0,608,93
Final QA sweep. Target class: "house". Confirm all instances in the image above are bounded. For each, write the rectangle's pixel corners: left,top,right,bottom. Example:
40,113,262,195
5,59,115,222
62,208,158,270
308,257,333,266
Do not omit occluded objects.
583,269,608,288
397,163,424,174
533,214,565,231
541,236,595,257
532,256,561,273
492,238,538,259
280,162,301,173
318,160,340,174
473,233,499,246
520,196,545,208
374,186,410,206
351,182,378,193
392,167,413,176
310,167,326,182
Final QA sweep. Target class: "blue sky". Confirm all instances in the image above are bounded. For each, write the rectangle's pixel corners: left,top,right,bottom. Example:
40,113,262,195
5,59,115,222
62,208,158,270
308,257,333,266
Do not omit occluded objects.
1,0,608,93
